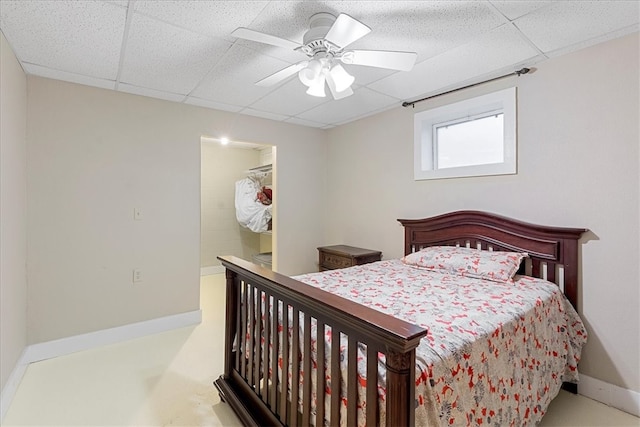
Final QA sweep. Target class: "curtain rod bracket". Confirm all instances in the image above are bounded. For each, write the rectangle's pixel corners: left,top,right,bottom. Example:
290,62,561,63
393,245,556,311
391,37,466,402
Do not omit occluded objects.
402,67,531,108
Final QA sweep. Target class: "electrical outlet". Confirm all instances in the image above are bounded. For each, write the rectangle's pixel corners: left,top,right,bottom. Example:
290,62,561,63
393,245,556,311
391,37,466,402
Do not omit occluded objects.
133,269,143,283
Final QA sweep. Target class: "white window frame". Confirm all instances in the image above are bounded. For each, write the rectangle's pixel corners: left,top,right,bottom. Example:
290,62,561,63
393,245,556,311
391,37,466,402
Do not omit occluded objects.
414,87,517,180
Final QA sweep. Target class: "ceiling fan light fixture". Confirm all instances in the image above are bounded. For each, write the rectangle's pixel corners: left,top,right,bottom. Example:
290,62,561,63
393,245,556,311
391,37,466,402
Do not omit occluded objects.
329,64,355,92
325,72,353,100
306,73,326,97
298,59,322,87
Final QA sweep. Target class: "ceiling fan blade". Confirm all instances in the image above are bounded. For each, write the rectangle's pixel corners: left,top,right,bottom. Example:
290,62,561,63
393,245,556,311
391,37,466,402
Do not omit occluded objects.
341,50,417,71
255,61,308,87
232,27,302,51
324,13,371,49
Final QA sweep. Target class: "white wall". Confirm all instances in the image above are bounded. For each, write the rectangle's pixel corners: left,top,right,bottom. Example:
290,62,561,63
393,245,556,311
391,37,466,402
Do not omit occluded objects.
26,77,326,344
325,33,639,398
0,32,28,397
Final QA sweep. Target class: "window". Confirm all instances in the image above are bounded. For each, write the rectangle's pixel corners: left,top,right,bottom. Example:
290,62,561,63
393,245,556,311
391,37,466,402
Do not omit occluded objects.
414,87,516,180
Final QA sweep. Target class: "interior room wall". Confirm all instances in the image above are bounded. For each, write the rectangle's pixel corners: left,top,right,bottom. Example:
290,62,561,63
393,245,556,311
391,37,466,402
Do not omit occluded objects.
325,33,639,401
0,32,28,397
200,142,261,270
26,77,326,344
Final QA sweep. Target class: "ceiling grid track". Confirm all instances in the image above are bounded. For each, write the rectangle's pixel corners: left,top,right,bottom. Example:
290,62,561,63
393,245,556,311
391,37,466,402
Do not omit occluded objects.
114,0,136,90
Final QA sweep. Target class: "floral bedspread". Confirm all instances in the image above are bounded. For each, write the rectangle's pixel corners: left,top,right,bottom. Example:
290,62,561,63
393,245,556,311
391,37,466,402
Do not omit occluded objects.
290,259,587,426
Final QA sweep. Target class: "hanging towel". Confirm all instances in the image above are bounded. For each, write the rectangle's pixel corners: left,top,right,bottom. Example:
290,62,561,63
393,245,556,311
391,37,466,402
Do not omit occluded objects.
235,177,272,232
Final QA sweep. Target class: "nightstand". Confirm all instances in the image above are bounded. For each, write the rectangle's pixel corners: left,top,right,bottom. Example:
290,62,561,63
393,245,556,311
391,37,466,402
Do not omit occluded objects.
317,245,382,271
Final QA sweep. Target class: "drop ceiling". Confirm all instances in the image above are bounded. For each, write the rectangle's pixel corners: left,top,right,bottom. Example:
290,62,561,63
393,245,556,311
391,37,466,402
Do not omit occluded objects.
1,1,638,129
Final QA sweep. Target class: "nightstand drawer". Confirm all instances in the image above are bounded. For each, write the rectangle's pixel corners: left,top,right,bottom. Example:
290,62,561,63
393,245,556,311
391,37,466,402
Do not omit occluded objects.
320,252,354,270
317,245,382,271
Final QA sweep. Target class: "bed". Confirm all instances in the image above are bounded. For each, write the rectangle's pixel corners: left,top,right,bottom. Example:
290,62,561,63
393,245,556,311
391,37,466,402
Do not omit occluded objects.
214,210,588,426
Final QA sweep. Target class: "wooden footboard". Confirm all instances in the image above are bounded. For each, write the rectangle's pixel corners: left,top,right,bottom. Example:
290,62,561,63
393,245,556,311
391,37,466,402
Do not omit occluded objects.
215,255,428,427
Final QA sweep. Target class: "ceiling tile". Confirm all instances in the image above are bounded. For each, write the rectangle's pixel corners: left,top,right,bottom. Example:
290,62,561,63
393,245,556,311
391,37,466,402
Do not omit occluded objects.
349,1,505,63
514,1,640,54
249,78,332,117
135,0,305,64
342,64,396,86
119,13,232,94
225,1,313,64
0,0,125,80
370,24,541,101
296,87,398,124
190,44,293,106
134,0,267,42
239,1,332,41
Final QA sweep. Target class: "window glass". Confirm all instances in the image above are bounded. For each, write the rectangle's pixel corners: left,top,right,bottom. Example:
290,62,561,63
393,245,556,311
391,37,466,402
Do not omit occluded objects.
414,88,516,180
435,113,504,169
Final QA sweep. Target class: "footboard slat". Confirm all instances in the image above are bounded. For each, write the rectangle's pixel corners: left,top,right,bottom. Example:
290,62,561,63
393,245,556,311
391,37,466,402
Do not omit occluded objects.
302,314,312,426
290,308,300,426
366,345,378,424
330,330,340,425
316,321,326,426
251,289,264,397
216,256,428,427
261,291,270,403
240,281,248,379
280,300,290,423
347,338,358,426
270,298,279,412
248,285,256,387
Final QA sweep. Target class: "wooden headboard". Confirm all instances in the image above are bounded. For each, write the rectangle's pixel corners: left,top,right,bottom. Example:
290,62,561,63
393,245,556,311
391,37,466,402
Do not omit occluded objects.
398,211,587,309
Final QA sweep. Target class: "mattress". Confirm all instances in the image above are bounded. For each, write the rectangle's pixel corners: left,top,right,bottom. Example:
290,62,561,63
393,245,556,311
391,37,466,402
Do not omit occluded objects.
286,259,587,426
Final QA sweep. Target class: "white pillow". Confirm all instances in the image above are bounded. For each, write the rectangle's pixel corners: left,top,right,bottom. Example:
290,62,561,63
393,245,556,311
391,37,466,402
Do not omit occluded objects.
402,246,528,283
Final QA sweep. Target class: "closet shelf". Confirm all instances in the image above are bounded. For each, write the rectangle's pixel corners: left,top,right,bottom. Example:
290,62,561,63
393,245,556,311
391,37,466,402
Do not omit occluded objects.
246,164,272,174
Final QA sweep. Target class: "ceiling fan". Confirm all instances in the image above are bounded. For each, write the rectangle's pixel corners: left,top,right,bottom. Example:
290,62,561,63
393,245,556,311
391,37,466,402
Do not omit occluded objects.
231,12,417,100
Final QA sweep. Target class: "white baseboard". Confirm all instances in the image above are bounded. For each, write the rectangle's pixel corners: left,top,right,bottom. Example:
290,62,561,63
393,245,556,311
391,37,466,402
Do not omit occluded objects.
0,348,30,421
0,309,201,422
579,374,640,417
201,265,224,276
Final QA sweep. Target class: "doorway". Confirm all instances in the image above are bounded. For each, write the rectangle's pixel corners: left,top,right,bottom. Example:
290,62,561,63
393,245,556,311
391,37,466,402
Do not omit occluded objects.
200,137,275,275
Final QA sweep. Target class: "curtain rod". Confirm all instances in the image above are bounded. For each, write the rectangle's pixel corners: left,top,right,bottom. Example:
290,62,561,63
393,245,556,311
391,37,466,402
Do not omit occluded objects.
401,67,531,108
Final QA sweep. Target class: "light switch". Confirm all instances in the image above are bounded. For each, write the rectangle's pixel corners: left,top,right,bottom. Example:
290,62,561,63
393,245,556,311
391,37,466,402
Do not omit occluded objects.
134,207,143,220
